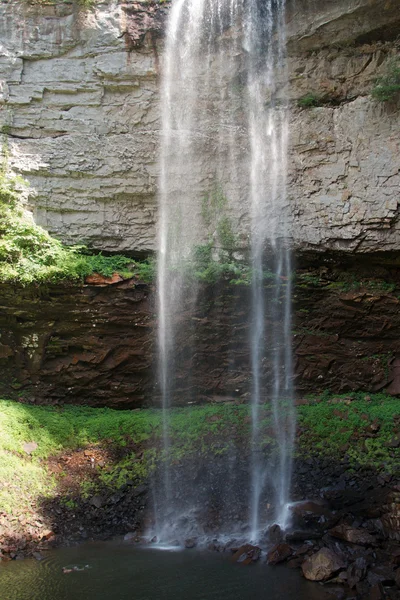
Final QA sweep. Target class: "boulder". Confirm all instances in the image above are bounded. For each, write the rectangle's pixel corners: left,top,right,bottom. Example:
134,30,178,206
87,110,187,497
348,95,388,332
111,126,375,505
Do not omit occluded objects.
395,568,400,588
369,583,386,600
90,495,104,509
231,544,261,565
329,524,377,546
286,530,323,542
266,543,293,565
347,557,367,589
367,565,396,586
268,524,283,544
302,548,346,582
291,500,337,531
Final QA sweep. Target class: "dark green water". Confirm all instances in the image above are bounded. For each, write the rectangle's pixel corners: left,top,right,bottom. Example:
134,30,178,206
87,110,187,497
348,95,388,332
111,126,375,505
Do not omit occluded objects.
0,542,331,600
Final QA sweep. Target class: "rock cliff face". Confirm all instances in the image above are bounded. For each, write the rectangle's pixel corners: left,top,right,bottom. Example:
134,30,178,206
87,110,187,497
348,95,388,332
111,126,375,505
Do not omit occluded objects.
1,261,400,406
0,0,399,254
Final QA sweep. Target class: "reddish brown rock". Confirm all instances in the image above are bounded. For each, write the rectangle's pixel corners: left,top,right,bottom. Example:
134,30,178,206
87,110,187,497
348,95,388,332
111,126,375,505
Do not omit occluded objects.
84,273,123,285
266,543,293,565
231,544,261,564
1,261,400,407
329,524,377,546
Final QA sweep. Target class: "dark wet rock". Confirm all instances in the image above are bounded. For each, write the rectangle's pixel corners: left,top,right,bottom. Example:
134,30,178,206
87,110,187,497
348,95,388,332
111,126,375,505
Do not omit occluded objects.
133,485,147,497
286,530,323,542
107,493,124,505
385,436,400,449
347,557,368,589
395,568,400,588
329,524,377,547
90,495,104,509
184,538,196,549
266,543,293,565
293,542,315,557
286,557,304,569
367,565,396,586
356,580,371,597
324,585,347,600
302,548,346,582
329,571,348,584
369,583,386,600
268,524,283,544
290,500,338,531
231,544,261,565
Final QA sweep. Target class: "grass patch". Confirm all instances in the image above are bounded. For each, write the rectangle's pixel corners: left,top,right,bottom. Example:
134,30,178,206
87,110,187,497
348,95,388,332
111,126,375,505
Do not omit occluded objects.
298,392,400,473
0,394,398,515
0,400,250,511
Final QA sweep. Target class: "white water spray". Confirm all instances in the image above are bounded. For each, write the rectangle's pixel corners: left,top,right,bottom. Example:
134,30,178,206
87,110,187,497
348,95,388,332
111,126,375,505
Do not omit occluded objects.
156,0,295,543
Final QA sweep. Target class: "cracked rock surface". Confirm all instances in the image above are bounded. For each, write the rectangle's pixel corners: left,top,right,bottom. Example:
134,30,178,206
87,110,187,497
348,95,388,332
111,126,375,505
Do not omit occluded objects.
0,0,399,254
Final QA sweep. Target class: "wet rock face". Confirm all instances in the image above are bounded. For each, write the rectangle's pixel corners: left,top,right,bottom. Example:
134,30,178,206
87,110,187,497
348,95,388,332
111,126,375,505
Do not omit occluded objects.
1,0,400,255
1,260,400,405
0,279,155,407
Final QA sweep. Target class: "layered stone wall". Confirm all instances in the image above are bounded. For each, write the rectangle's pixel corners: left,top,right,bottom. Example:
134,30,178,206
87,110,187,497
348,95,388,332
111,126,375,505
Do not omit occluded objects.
0,0,399,254
1,260,400,406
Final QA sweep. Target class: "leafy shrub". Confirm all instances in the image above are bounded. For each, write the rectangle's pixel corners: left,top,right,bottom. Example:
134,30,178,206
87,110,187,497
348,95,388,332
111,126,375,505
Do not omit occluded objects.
297,92,322,108
371,59,400,102
0,171,153,284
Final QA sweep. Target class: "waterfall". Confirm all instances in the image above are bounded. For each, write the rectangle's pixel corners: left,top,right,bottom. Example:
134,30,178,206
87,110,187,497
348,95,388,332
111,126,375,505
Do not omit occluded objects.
245,0,295,540
155,0,295,544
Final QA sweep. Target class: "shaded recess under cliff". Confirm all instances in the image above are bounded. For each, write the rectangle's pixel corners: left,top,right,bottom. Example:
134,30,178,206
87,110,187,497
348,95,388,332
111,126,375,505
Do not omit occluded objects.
1,253,400,407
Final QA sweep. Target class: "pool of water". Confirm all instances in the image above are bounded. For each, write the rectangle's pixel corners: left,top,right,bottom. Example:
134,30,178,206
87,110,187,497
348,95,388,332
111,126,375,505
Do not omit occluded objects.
0,541,332,600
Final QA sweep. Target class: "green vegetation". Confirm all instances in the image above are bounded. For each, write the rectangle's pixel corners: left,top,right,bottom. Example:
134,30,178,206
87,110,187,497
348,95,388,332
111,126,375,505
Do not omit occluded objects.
296,270,397,294
298,392,400,473
191,242,251,285
297,92,323,108
0,393,398,515
0,169,154,285
371,59,400,102
0,400,250,512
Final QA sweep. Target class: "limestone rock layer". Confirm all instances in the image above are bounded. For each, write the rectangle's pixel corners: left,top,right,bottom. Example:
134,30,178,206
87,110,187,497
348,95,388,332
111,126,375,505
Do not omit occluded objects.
0,0,399,254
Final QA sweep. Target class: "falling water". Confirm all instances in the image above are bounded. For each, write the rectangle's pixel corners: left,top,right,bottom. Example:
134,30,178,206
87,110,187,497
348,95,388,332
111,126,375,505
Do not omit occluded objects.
156,0,295,543
246,0,295,541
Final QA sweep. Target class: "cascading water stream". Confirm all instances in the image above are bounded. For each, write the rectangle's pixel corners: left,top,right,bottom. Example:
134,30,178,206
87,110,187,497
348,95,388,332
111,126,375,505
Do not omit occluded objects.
246,0,295,541
155,0,295,544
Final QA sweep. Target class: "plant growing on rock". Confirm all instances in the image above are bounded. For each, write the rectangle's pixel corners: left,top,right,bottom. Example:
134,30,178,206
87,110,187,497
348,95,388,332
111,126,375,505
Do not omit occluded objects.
297,92,322,108
0,169,153,284
371,59,400,102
